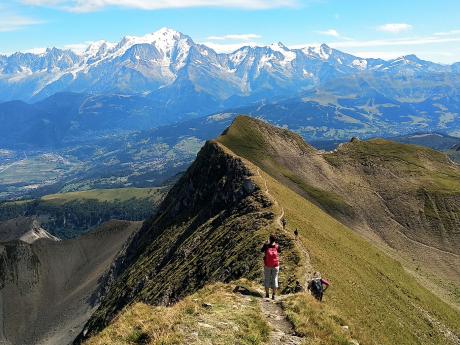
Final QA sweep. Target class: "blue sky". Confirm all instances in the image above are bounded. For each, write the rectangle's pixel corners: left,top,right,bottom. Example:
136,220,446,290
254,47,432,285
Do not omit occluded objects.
2,0,460,63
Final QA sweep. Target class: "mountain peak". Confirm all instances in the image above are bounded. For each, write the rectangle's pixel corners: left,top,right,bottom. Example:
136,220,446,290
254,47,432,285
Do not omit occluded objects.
154,27,183,37
270,41,289,50
112,28,193,59
268,41,296,62
301,43,333,60
84,40,115,57
218,116,316,157
320,43,332,57
392,54,422,64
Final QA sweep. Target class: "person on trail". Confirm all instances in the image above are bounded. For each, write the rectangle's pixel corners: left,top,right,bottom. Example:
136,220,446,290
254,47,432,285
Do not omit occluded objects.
308,272,330,302
281,218,287,229
294,228,299,239
261,235,280,300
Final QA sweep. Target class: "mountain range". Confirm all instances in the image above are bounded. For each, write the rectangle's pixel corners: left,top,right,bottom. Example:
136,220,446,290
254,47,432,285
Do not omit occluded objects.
1,27,460,154
2,27,460,203
2,27,460,105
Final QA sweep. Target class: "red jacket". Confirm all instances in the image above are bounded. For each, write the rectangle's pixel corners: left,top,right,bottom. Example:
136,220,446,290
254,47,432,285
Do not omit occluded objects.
262,243,280,267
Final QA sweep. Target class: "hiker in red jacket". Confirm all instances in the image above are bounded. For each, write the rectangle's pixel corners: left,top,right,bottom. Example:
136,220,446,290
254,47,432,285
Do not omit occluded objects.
261,235,280,300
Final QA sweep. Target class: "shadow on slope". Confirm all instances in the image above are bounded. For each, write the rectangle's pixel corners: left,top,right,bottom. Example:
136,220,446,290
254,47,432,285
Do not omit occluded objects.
0,220,140,345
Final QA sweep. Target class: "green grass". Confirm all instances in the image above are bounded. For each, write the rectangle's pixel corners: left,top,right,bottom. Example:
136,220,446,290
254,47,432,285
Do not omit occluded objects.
40,187,165,204
85,283,270,345
281,171,351,215
264,170,460,345
283,293,356,345
217,115,313,167
324,139,460,194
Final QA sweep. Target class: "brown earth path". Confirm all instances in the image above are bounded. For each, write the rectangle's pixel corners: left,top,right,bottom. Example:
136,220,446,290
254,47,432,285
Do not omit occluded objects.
261,299,303,345
255,167,314,288
253,167,315,344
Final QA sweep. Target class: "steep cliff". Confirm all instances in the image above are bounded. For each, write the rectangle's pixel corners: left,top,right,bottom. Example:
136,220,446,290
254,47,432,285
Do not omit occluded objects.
0,220,140,345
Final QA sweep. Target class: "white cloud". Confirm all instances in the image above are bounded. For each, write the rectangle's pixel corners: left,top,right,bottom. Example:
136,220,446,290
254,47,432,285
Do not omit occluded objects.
354,50,456,60
21,0,298,12
206,33,261,41
317,29,340,37
63,41,94,53
25,47,47,54
377,23,413,34
433,29,460,36
0,15,44,32
201,41,258,53
327,35,460,49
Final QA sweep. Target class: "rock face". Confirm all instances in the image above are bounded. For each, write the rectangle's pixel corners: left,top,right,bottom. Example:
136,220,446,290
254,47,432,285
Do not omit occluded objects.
75,140,301,343
0,220,140,345
0,217,59,243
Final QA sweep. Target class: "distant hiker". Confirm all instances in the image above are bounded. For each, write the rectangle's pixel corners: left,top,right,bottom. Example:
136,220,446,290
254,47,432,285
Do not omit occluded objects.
308,272,330,302
261,235,280,300
294,228,299,239
281,218,287,229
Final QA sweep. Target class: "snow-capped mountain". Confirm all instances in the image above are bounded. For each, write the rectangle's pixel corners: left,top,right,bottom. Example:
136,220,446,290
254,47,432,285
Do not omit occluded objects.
1,27,459,103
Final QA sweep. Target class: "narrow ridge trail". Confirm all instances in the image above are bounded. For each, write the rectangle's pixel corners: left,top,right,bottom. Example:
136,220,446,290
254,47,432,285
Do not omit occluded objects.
255,167,314,287
253,167,315,344
261,299,303,345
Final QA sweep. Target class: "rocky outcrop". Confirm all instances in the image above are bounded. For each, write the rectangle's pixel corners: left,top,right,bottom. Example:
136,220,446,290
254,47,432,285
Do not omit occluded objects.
0,217,59,243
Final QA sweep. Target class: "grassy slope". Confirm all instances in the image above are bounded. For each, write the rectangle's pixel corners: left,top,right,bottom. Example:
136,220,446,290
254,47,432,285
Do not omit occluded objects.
40,187,166,204
217,116,349,215
266,169,459,344
220,116,460,301
85,282,270,345
3,187,166,206
218,116,460,344
86,116,459,345
86,281,357,345
324,138,460,194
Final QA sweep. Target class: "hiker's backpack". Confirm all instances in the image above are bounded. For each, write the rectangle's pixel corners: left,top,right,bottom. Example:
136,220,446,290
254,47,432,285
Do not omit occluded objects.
264,244,279,267
311,278,323,294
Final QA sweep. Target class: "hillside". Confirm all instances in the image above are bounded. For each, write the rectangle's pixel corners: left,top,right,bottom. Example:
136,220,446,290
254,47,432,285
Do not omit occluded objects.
81,116,459,345
0,187,165,238
75,138,306,342
0,220,140,345
219,116,460,303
